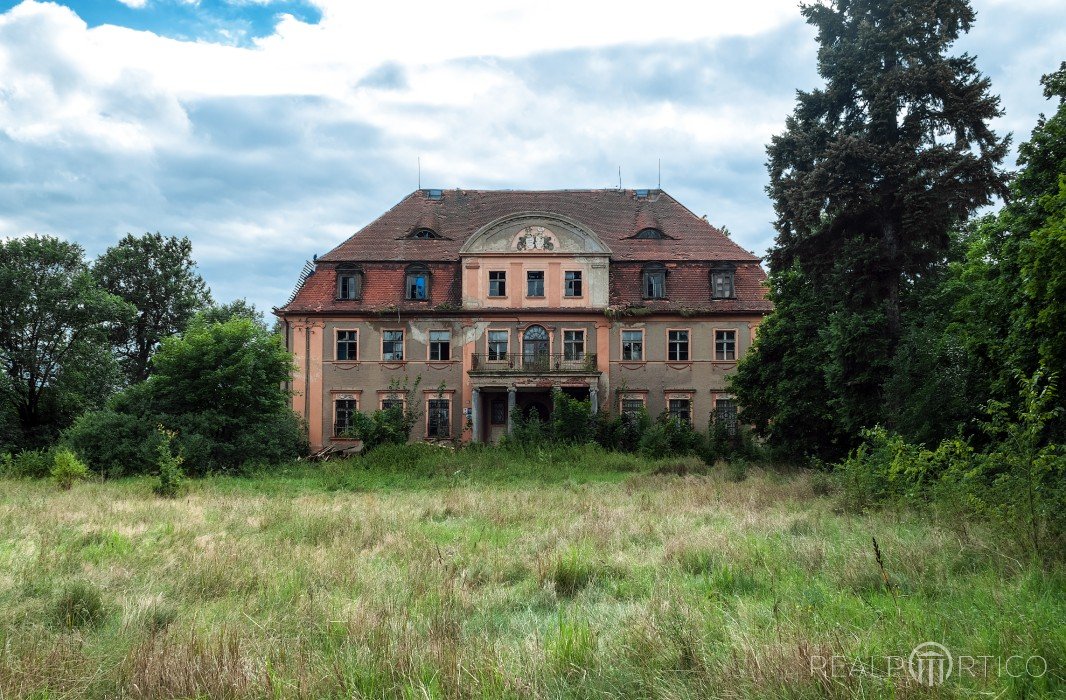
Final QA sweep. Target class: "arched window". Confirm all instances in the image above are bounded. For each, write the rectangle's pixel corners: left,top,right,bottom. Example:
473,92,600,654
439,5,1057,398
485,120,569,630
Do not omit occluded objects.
522,325,549,367
409,228,441,239
405,264,430,300
635,227,665,239
642,263,667,299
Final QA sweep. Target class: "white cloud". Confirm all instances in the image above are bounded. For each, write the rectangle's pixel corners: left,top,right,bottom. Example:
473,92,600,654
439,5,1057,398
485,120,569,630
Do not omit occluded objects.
0,0,1062,311
116,0,148,8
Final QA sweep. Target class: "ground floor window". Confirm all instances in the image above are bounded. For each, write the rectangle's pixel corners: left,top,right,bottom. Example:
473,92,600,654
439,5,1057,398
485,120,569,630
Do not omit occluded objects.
620,397,645,416
427,398,451,438
715,398,738,434
381,397,405,413
334,399,358,436
490,397,507,425
668,398,691,424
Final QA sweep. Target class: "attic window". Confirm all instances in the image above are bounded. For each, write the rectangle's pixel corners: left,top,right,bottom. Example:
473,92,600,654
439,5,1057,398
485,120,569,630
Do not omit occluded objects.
426,189,443,200
336,268,363,300
635,227,665,239
710,263,736,299
410,228,441,239
405,264,430,300
642,263,667,299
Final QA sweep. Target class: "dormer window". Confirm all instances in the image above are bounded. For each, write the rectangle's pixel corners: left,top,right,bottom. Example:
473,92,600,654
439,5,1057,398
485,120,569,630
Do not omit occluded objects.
711,263,736,299
409,228,441,240
405,264,430,300
642,263,667,299
336,268,363,300
635,227,665,239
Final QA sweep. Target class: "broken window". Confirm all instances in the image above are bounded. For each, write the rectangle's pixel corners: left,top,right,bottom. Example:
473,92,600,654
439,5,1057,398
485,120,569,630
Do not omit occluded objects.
427,398,451,438
488,271,506,297
526,270,544,297
621,330,643,361
336,330,358,361
429,330,451,361
488,330,509,360
564,270,582,297
382,330,404,361
643,263,666,299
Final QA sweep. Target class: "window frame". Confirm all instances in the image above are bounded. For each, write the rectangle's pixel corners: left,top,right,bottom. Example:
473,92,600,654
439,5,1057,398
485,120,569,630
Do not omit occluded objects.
486,329,510,361
335,328,359,362
489,396,508,425
642,263,667,300
526,269,545,298
335,270,363,300
404,264,430,301
562,328,586,362
710,264,736,300
714,328,737,361
379,395,406,412
428,330,452,362
381,329,405,362
620,328,645,362
331,391,361,438
563,270,583,298
714,395,738,434
488,270,507,298
667,397,693,425
618,392,647,416
667,328,690,362
425,396,452,439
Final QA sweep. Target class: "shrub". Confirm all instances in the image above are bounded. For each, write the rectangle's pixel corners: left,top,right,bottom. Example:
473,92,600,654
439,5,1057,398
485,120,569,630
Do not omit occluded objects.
3,448,54,479
153,427,185,498
501,407,549,449
594,409,650,453
345,405,417,454
52,581,107,629
639,412,702,458
51,448,90,490
551,390,594,444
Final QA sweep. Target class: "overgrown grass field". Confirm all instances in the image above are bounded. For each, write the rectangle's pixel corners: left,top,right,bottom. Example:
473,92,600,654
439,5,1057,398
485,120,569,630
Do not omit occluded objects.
1,445,1062,698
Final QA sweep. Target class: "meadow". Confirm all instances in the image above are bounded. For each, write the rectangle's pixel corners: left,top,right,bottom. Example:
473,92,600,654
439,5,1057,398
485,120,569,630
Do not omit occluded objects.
0,444,1062,698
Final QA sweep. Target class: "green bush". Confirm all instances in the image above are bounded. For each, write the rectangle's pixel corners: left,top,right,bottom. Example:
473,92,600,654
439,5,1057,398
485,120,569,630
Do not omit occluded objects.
153,428,185,498
50,448,90,490
51,581,107,629
344,405,416,454
2,448,55,479
594,409,650,453
639,412,702,458
551,391,594,444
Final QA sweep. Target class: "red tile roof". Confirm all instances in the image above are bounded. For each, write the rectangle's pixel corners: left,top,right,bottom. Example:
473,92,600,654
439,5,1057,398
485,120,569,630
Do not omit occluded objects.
282,189,771,315
318,189,760,263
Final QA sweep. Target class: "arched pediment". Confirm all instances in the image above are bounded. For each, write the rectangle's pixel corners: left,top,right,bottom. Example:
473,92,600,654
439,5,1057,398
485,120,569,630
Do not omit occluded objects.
460,212,611,256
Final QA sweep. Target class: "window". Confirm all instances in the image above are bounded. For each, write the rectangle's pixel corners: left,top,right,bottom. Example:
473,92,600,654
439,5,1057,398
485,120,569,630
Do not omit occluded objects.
668,398,692,424
405,265,429,300
526,270,544,297
711,265,735,299
563,330,585,361
635,227,664,239
427,398,451,438
715,398,738,434
488,271,507,297
334,399,358,436
715,330,737,361
382,397,405,412
336,330,358,361
490,397,507,425
668,330,689,361
336,271,362,300
621,397,645,416
410,228,440,239
621,330,644,361
564,270,582,297
429,331,451,361
382,330,404,361
488,330,509,360
643,263,666,299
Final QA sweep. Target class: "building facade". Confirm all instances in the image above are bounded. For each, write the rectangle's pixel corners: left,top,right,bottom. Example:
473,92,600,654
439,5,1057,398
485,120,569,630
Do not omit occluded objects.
276,189,772,451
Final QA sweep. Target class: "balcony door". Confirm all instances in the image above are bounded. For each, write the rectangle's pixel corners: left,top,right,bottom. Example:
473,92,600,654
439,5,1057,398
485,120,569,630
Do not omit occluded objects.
522,325,549,371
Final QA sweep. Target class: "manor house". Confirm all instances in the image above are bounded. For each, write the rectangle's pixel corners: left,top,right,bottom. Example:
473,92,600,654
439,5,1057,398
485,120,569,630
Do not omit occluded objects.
276,189,772,451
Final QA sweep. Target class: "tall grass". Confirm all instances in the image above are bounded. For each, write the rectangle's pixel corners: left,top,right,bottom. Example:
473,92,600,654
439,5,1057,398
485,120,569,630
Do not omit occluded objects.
0,446,1061,698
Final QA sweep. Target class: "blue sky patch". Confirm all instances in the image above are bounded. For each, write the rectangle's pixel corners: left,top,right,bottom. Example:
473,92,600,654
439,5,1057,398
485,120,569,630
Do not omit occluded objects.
0,0,322,44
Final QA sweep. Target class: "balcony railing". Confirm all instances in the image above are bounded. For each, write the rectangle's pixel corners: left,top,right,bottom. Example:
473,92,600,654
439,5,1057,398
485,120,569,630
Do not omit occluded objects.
470,353,599,373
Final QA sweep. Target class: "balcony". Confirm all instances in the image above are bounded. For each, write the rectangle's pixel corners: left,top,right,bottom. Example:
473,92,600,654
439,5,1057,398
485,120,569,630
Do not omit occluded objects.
470,353,599,374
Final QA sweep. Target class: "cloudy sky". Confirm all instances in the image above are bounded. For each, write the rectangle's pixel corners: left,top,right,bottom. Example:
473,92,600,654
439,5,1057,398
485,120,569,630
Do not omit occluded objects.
1,0,1063,313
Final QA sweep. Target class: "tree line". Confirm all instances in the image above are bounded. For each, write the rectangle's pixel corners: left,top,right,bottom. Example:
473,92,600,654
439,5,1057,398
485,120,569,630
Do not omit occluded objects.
731,0,1064,562
0,233,305,475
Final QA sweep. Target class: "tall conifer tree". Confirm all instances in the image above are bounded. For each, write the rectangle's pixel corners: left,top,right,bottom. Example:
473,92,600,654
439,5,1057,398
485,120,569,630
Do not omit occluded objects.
734,0,1009,459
